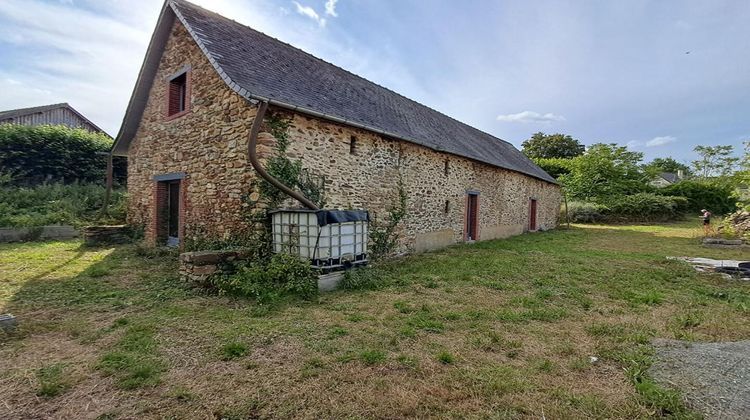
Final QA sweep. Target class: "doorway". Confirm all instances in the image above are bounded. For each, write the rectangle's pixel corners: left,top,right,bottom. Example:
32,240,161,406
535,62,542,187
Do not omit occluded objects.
529,198,538,231
167,181,180,246
466,192,479,241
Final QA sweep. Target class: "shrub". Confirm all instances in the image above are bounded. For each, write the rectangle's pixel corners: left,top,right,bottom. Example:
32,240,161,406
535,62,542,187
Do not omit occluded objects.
212,252,318,301
0,124,126,185
0,183,126,228
603,193,688,222
567,194,689,223
564,201,608,223
659,179,738,215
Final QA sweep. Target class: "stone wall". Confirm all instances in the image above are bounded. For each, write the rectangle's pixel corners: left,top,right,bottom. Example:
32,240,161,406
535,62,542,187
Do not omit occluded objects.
179,249,251,286
127,22,258,244
126,19,562,252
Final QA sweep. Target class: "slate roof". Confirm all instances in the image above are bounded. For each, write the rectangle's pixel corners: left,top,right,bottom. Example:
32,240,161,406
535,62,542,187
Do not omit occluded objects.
659,172,679,183
114,0,556,184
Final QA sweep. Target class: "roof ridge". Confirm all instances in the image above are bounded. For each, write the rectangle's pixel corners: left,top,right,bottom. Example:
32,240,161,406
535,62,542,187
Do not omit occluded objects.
171,0,516,149
0,102,69,115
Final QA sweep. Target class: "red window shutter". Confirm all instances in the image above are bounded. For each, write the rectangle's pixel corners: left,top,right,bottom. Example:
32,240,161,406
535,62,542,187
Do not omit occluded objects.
167,72,188,116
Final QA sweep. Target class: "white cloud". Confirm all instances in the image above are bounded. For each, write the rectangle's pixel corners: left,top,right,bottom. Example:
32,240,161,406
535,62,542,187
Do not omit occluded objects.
626,140,641,149
293,1,325,27
0,0,156,135
496,110,565,123
646,136,677,147
325,0,339,17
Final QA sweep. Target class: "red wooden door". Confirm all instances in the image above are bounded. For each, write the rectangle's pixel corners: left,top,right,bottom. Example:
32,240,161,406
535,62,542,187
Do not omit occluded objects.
529,199,538,231
466,193,479,241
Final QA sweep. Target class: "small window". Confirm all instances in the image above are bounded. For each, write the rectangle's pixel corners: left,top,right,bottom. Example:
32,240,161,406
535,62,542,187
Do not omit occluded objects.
444,159,449,175
168,72,188,117
349,136,357,155
444,200,450,214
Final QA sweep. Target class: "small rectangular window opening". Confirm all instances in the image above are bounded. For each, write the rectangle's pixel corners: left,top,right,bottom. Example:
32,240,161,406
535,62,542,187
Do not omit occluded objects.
444,200,450,214
444,159,449,175
168,72,188,116
349,136,357,155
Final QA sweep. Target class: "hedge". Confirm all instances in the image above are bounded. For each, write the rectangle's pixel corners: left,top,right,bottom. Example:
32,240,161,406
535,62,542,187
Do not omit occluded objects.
0,124,126,185
566,194,689,223
658,180,737,215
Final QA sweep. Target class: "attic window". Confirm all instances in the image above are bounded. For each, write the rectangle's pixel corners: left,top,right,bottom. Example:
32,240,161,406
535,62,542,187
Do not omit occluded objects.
349,136,357,155
167,70,190,118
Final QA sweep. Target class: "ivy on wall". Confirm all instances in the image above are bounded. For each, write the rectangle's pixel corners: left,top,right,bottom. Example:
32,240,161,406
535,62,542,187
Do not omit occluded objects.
369,160,408,260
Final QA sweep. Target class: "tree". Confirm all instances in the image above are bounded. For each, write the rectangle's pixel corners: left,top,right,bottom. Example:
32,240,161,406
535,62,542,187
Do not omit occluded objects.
643,157,691,178
559,143,649,201
691,145,738,178
533,157,573,179
522,132,585,159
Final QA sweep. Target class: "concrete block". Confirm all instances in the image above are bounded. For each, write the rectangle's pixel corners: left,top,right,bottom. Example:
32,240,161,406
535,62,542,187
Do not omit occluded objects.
318,272,345,292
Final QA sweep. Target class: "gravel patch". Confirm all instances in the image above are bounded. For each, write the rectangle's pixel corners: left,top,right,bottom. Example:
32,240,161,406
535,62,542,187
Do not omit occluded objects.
650,339,750,419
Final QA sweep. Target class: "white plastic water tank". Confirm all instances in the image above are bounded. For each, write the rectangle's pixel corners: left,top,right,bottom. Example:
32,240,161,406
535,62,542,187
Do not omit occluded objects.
270,209,369,270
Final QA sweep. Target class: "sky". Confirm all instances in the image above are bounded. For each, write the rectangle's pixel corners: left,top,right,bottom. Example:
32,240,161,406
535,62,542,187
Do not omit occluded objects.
0,0,748,164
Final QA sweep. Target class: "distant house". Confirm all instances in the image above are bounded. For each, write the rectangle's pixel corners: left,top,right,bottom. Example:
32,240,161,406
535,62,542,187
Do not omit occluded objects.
650,171,685,188
0,103,106,134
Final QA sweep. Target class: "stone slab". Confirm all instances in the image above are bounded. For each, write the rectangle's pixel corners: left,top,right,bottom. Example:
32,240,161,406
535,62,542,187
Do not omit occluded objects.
651,339,750,419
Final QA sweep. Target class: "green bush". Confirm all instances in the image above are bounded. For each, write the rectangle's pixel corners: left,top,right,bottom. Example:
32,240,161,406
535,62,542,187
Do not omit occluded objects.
564,201,608,223
0,183,126,228
603,193,688,222
0,124,126,185
567,194,688,223
533,157,574,179
212,253,318,301
659,180,738,215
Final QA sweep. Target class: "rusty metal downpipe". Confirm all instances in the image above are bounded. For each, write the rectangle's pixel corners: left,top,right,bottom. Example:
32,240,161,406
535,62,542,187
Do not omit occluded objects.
248,101,320,210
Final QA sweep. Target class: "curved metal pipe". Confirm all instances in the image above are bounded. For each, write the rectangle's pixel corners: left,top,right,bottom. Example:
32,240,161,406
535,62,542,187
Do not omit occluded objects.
248,101,320,210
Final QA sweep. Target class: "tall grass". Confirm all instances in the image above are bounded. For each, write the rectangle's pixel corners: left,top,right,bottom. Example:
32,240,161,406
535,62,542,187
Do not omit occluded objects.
0,183,126,228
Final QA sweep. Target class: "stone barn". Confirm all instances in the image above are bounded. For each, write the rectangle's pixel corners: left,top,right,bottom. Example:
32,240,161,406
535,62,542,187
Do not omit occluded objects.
112,0,561,252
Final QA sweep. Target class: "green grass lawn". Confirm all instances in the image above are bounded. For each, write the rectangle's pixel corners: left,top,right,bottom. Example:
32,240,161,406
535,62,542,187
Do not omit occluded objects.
1,222,748,419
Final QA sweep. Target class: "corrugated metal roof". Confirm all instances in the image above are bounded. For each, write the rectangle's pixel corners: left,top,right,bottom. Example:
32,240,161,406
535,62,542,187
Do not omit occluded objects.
0,103,69,120
0,102,106,134
115,0,556,184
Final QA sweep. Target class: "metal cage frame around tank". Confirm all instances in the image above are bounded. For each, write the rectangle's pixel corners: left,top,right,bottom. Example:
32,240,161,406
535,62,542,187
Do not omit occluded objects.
269,209,369,270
